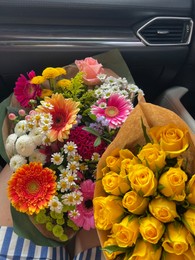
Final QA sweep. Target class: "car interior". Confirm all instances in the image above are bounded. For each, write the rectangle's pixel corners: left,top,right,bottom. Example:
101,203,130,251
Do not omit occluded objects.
0,0,195,139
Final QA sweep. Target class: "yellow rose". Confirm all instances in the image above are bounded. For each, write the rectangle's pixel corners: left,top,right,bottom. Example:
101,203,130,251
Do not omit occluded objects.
149,197,178,223
102,171,130,196
111,216,139,248
149,124,189,158
162,222,195,256
93,195,125,230
106,155,122,173
159,167,187,201
119,148,135,160
128,164,157,197
183,208,195,237
127,239,162,260
139,216,165,244
122,190,149,215
137,143,166,172
186,175,195,205
162,249,195,260
103,237,123,260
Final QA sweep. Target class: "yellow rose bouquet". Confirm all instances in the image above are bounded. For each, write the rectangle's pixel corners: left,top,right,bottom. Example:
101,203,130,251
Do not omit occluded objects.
94,95,195,260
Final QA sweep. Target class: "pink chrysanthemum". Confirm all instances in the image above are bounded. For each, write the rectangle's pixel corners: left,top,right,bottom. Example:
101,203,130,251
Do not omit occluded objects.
14,70,42,107
91,93,133,129
70,179,95,230
68,126,107,160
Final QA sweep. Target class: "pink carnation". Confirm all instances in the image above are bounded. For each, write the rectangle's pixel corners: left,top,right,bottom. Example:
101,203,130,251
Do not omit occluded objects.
68,125,107,160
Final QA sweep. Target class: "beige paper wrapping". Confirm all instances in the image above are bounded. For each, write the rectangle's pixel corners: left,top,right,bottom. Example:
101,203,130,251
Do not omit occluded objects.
94,96,195,259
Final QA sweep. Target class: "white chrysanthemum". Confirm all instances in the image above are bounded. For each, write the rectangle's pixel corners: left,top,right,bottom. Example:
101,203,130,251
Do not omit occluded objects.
51,152,64,165
29,128,44,146
5,133,18,158
63,141,77,155
9,154,27,172
48,196,63,213
14,120,28,136
15,135,36,157
29,149,46,164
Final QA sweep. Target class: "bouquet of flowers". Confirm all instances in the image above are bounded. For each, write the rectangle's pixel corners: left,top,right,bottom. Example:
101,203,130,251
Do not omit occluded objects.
1,50,143,245
94,96,195,260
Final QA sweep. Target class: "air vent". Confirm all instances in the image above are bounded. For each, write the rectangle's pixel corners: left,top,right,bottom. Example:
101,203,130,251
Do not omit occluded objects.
137,17,193,46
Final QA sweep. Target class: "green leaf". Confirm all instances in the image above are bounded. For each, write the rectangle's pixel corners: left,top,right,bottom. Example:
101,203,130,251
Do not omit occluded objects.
102,245,128,254
82,126,100,137
94,136,102,147
141,118,151,143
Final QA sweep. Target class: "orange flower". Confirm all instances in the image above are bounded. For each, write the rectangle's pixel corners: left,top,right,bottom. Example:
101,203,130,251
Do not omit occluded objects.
36,93,80,142
8,162,57,215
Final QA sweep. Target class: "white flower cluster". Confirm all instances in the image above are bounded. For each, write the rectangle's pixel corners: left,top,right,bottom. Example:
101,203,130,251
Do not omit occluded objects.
96,75,143,100
5,109,53,171
47,141,99,218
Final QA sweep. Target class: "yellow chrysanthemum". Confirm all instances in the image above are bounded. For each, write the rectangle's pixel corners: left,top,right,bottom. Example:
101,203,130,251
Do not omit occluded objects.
42,67,60,79
56,79,71,89
40,88,53,98
31,75,46,85
36,93,80,142
8,162,57,215
55,67,67,76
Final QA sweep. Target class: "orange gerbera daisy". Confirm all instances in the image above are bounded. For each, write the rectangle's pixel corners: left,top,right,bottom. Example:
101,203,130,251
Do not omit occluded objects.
8,162,57,215
36,93,80,142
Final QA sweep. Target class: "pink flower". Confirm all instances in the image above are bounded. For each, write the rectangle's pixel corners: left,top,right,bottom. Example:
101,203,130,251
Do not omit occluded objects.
75,57,104,86
14,70,42,107
91,93,133,129
71,179,95,230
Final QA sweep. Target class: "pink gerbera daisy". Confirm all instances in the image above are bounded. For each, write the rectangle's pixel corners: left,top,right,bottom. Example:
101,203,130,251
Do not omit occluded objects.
70,179,95,230
14,70,42,107
91,93,133,129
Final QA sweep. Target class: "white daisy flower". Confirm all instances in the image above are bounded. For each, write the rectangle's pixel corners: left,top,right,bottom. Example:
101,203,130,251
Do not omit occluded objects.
63,141,77,155
67,161,79,173
91,152,100,161
15,135,36,157
14,120,28,136
69,209,80,219
72,190,83,205
61,192,76,206
48,196,63,213
51,152,64,165
42,135,51,146
5,133,18,158
57,178,70,192
40,100,54,109
65,172,78,186
29,149,46,164
9,154,27,172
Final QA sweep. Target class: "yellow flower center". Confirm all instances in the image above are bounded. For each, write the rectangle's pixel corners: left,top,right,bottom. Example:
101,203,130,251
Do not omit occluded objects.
105,106,119,117
26,180,40,194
